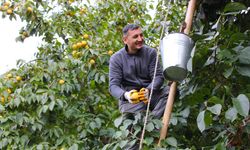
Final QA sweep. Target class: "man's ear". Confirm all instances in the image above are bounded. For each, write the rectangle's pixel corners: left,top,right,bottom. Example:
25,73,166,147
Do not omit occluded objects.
122,36,127,44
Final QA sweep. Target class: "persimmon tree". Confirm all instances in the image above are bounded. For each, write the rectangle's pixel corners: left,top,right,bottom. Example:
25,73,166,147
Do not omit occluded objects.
0,0,249,149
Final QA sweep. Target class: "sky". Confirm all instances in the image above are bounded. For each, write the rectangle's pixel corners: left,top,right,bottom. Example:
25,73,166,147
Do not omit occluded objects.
0,14,41,75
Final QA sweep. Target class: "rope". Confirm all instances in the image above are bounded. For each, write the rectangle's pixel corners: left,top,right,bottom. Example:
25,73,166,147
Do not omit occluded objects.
139,1,171,149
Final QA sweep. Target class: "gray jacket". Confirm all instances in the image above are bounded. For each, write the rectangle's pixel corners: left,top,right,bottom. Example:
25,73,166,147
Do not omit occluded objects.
109,45,164,104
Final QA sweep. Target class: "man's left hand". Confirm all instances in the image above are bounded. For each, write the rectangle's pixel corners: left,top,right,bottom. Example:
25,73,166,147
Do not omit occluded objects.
138,88,149,104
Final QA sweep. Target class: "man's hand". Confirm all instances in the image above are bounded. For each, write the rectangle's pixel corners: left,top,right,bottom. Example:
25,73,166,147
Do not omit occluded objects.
124,88,150,104
138,88,149,104
124,89,141,104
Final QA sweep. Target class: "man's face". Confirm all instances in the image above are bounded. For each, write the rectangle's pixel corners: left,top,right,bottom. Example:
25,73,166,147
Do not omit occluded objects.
123,28,144,53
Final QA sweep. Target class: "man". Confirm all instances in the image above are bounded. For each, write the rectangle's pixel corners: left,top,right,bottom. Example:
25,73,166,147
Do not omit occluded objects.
109,24,169,119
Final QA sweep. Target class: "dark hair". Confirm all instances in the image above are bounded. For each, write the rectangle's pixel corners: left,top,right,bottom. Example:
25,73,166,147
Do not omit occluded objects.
122,24,140,36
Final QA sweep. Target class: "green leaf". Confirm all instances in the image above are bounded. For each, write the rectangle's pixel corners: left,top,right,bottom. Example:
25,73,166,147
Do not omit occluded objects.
208,96,223,105
179,107,190,118
1,138,8,147
95,73,99,82
36,89,48,94
146,122,154,132
80,130,87,139
49,100,55,111
204,111,212,127
37,124,42,131
229,32,248,44
212,16,222,30
133,125,142,135
224,2,247,13
14,97,21,107
236,66,250,77
114,131,122,138
166,137,177,147
48,60,58,73
197,110,206,132
112,143,120,150
95,118,102,129
37,144,43,150
114,116,123,128
233,94,249,117
41,94,48,104
100,75,106,83
225,107,237,122
102,144,111,150
170,116,178,125
20,135,29,145
215,142,227,150
223,67,233,78
152,119,162,129
144,137,154,146
90,80,96,88
123,119,133,129
90,121,96,130
42,105,49,113
0,105,5,112
69,144,78,150
56,138,64,146
119,140,128,148
238,47,250,64
207,104,222,115
128,140,137,148
56,99,64,108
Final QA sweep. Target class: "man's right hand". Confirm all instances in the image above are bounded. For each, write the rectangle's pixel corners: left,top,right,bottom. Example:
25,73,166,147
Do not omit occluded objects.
124,89,141,104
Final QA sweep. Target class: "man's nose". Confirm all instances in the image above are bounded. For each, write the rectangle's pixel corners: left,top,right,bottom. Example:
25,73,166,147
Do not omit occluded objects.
138,35,143,41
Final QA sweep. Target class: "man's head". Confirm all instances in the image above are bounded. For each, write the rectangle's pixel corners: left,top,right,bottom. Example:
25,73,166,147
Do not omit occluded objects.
122,24,144,54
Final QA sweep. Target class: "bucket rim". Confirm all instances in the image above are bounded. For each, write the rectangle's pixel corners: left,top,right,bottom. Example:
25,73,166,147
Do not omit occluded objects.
162,32,194,44
166,32,189,36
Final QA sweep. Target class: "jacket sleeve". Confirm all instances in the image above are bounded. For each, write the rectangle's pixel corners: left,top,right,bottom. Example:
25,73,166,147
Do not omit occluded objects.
109,55,125,100
146,49,164,91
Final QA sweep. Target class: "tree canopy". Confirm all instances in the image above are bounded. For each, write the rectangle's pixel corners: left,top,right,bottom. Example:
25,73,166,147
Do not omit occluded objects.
0,0,249,149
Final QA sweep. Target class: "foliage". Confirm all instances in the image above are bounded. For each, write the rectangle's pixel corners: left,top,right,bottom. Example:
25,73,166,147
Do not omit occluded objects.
0,0,250,149
178,1,250,149
0,0,157,149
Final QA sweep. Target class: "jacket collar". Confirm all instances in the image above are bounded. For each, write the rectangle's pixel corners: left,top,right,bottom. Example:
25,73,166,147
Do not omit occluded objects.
124,44,143,55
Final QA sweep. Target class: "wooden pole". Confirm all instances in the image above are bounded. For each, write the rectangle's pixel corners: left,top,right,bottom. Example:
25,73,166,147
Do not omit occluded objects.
158,81,177,146
184,0,197,34
158,0,197,146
